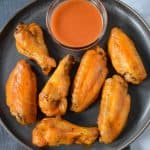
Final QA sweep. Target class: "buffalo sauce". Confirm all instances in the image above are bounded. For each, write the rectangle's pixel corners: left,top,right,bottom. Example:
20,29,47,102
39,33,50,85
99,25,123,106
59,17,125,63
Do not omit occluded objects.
50,0,103,48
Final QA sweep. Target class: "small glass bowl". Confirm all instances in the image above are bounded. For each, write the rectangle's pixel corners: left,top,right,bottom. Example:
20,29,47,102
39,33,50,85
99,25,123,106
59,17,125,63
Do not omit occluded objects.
46,0,108,51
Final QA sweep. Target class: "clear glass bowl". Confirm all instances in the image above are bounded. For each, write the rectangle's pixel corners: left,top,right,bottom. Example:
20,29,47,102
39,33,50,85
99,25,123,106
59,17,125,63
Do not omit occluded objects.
46,0,108,51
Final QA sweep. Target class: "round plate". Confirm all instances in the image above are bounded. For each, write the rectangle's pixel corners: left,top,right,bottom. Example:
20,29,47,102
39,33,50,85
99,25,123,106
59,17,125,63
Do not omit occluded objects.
0,0,150,150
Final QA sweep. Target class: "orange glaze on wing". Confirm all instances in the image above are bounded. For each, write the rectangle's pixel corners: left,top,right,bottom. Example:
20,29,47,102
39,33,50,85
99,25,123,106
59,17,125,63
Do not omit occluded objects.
71,46,108,112
6,60,37,125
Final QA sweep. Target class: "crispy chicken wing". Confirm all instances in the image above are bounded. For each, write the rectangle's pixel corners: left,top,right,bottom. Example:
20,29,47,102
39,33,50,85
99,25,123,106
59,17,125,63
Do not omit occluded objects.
108,27,147,84
39,55,75,116
71,46,108,112
6,60,37,125
97,75,130,144
32,117,98,147
14,23,56,75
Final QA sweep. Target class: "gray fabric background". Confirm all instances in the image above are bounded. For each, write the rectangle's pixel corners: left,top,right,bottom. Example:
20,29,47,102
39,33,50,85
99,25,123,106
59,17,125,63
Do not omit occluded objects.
0,0,149,150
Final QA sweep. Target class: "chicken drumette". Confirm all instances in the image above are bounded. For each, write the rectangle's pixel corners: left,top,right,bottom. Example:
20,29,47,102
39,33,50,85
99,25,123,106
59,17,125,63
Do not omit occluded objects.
14,22,56,75
32,117,99,147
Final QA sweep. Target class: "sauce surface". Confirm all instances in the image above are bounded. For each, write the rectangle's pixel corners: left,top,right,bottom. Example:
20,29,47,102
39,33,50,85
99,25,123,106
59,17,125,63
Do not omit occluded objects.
50,0,103,48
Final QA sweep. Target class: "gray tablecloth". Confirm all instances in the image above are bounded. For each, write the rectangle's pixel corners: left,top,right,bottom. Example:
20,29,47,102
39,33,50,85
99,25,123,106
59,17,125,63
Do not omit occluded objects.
0,0,150,150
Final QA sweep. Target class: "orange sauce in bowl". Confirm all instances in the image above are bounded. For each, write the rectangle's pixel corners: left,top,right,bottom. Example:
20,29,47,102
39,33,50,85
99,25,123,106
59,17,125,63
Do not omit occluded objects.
50,0,103,48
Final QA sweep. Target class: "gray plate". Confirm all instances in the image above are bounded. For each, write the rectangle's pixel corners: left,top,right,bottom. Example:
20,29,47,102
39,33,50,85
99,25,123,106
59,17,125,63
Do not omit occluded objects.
0,0,150,150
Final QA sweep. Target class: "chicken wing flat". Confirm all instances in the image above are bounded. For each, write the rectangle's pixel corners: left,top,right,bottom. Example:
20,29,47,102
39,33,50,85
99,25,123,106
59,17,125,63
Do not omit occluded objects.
108,27,147,84
71,46,108,112
14,23,56,75
32,117,98,147
39,55,75,116
97,75,130,144
6,60,37,125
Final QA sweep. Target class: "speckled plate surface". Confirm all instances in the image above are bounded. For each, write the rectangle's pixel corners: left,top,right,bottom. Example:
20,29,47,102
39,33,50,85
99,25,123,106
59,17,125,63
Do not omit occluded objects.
0,0,150,150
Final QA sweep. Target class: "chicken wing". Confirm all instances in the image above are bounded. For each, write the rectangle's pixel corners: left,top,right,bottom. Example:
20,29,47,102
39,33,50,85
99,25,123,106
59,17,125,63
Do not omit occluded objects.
97,75,130,144
39,55,75,116
6,60,37,125
108,27,147,84
14,22,56,75
71,46,108,112
32,117,98,147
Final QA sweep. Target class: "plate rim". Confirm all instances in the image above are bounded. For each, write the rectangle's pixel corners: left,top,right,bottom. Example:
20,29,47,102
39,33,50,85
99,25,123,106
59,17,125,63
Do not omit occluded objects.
0,0,150,150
